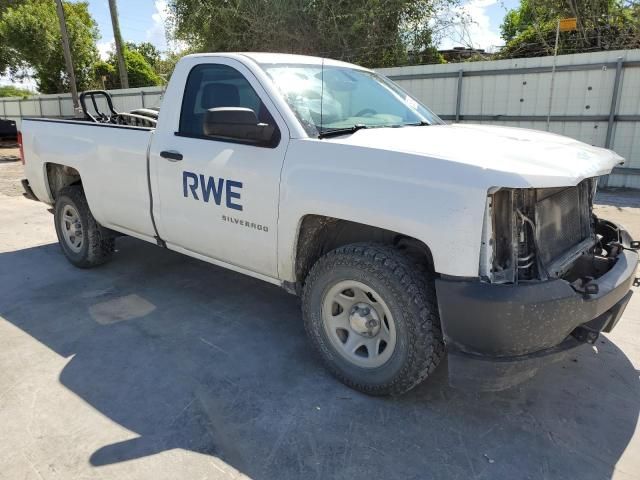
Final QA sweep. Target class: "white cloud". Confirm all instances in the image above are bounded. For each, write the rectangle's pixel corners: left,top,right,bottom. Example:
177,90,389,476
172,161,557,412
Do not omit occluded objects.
440,0,504,52
97,40,114,60
146,0,169,51
146,0,189,53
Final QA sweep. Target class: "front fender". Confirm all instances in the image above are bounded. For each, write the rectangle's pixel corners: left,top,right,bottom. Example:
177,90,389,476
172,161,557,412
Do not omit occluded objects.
276,139,489,281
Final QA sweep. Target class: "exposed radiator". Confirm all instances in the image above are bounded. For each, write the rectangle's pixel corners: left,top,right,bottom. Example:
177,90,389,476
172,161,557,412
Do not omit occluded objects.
535,182,592,266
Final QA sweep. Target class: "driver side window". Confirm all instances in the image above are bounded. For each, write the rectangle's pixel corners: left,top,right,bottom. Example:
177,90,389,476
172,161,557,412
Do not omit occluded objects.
179,63,277,140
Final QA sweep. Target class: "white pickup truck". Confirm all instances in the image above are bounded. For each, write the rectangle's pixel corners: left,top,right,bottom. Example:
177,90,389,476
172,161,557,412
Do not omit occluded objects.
21,53,639,395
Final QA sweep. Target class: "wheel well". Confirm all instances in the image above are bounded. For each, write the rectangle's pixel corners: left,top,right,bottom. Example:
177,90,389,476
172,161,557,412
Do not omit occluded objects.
46,163,81,199
294,215,435,292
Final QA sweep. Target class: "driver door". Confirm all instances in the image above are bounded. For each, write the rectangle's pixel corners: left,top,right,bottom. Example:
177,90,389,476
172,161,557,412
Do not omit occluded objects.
149,58,289,278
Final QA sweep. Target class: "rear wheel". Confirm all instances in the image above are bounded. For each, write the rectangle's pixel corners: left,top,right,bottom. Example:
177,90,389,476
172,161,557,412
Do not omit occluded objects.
302,243,444,396
54,185,115,268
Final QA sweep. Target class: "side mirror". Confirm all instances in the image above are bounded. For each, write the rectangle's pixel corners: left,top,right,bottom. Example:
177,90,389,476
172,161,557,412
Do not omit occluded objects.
203,107,276,145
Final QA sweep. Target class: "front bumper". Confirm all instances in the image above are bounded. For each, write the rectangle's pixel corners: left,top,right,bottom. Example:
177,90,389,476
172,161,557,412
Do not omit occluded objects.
436,241,638,391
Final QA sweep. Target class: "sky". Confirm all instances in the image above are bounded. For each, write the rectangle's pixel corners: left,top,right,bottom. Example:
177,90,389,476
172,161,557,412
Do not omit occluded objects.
89,0,172,60
1,0,519,89
442,0,519,52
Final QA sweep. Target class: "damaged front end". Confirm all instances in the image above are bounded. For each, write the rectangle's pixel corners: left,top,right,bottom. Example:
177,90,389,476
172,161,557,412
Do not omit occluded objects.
436,177,639,391
480,178,635,292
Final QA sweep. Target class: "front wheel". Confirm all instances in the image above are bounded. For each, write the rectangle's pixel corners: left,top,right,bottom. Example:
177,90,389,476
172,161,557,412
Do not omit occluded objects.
302,243,444,396
54,185,115,268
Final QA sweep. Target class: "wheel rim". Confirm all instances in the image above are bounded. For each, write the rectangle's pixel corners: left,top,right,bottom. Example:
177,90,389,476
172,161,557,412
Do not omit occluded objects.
60,204,83,253
321,280,397,369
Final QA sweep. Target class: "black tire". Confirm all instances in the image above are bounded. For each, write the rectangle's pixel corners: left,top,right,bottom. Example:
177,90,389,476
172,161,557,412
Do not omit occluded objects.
54,185,115,268
302,243,444,396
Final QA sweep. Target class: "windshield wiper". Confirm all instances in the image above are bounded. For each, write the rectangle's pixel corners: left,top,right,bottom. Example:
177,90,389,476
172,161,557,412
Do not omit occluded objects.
404,121,430,126
318,124,368,139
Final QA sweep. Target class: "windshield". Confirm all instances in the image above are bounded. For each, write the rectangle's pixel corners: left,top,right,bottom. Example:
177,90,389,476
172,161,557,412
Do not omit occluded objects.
259,63,444,136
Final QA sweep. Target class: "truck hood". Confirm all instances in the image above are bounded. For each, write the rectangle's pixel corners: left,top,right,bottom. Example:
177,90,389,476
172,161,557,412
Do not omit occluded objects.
326,123,625,186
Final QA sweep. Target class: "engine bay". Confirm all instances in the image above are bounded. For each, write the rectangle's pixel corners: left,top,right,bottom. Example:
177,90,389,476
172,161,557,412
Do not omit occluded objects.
481,178,635,287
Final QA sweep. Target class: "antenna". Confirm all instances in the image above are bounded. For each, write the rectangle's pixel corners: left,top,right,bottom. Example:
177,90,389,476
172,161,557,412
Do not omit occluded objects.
320,57,325,135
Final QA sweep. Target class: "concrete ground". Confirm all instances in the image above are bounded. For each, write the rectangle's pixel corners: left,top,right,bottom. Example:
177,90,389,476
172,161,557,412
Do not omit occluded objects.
1,157,639,480
0,148,23,197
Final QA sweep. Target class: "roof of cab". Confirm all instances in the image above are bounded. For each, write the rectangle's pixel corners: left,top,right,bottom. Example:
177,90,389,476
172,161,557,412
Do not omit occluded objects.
182,52,371,71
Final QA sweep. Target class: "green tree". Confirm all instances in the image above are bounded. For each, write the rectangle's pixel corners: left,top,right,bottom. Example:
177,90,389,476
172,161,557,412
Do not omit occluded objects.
154,49,191,82
0,0,22,14
94,59,116,89
97,48,163,89
0,0,24,73
166,0,461,67
0,0,100,93
120,49,162,87
0,84,33,98
125,41,162,69
499,0,640,58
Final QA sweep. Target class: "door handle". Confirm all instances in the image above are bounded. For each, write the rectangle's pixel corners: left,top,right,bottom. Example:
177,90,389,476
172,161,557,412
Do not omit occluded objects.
160,150,183,161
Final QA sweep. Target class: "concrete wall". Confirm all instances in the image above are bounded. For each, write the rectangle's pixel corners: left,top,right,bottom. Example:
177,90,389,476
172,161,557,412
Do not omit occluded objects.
378,49,640,189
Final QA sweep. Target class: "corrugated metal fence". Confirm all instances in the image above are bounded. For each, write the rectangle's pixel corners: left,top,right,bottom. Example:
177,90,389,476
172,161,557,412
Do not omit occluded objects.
378,49,640,189
2,49,640,188
0,86,165,130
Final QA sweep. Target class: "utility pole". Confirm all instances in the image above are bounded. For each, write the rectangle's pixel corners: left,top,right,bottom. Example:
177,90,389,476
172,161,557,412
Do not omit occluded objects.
54,0,79,110
546,18,577,131
545,20,561,132
108,0,129,89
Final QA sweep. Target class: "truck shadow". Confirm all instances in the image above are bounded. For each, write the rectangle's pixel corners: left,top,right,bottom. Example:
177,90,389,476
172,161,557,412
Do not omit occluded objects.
1,237,638,479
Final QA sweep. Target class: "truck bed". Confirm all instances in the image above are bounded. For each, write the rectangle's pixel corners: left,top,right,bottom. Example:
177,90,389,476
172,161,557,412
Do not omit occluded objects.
22,118,157,241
